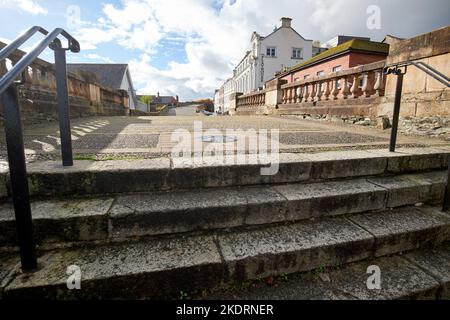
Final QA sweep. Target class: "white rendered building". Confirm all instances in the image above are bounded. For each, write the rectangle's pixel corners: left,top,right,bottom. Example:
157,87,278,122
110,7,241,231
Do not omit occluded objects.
227,17,313,96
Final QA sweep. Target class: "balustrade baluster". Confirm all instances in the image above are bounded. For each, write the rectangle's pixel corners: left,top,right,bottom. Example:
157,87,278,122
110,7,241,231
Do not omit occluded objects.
324,80,331,100
331,78,340,100
362,72,373,97
341,77,350,99
292,86,298,104
304,84,310,102
350,75,360,98
316,81,323,101
374,70,385,96
310,83,316,102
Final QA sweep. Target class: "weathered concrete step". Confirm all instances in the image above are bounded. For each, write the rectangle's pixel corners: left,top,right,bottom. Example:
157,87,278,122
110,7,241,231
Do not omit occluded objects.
1,147,446,198
0,170,447,246
1,206,449,299
199,243,450,300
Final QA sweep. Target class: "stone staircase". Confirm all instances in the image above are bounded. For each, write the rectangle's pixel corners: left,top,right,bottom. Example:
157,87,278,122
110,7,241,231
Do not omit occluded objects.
0,147,449,299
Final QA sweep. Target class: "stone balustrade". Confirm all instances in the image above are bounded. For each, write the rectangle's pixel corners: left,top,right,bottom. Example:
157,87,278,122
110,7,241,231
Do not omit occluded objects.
230,61,386,116
280,61,386,105
236,90,266,109
0,42,129,123
0,50,125,104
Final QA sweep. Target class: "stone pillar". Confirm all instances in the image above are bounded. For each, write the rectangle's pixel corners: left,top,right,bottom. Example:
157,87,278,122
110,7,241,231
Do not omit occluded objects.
229,92,242,116
264,78,286,114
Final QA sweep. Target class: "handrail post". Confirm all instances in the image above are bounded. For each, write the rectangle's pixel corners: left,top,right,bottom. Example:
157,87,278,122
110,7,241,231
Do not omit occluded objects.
389,68,406,152
443,157,450,212
0,86,37,271
52,41,73,166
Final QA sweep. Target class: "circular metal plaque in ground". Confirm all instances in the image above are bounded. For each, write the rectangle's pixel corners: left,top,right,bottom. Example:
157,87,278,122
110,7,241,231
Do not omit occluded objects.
200,135,237,143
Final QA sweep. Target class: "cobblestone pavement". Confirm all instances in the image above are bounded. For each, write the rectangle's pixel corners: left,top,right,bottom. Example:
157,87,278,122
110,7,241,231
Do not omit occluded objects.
0,113,447,162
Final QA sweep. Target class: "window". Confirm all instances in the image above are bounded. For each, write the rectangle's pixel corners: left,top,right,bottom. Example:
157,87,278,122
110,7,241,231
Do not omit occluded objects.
266,47,276,57
292,48,303,59
304,75,310,80
332,65,342,73
317,71,325,77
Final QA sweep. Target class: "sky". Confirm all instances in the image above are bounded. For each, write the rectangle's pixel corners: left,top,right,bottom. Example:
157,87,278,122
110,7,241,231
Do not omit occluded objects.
0,0,449,101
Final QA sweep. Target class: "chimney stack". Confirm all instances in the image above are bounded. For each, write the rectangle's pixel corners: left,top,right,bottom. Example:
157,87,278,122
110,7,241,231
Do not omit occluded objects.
281,17,292,28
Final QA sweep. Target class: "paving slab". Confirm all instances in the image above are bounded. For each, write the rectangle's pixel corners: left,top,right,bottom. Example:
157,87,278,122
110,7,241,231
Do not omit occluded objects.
404,242,450,299
242,186,288,225
217,217,374,282
349,207,450,257
0,253,19,299
170,153,312,188
0,198,113,245
325,256,440,300
368,171,447,207
109,189,248,237
367,148,450,173
4,235,224,299
304,150,387,180
200,245,450,300
202,272,344,300
280,131,387,145
25,158,171,197
274,179,386,221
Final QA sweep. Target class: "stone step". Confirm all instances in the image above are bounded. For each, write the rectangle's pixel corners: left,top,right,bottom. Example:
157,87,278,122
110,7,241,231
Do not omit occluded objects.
199,243,450,300
0,170,447,246
0,148,446,198
1,206,449,299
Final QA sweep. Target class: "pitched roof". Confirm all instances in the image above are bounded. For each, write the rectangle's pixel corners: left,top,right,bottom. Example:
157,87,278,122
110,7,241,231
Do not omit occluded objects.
66,64,128,89
261,25,312,43
286,39,389,74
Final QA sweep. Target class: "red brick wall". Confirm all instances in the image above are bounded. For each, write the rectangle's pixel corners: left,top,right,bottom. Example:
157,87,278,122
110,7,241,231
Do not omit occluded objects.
349,52,386,67
281,52,387,84
281,54,351,83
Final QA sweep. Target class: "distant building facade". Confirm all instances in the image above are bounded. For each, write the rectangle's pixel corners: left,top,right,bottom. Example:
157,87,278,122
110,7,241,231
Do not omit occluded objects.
214,17,314,109
222,78,235,114
214,87,224,113
150,92,179,106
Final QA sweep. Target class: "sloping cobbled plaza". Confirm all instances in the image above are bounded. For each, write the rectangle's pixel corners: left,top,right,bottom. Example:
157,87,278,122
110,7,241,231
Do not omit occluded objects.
0,106,447,163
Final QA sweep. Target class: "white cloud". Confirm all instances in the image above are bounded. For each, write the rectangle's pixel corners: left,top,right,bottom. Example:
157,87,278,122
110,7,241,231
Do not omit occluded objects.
71,0,450,100
85,54,115,63
0,0,47,15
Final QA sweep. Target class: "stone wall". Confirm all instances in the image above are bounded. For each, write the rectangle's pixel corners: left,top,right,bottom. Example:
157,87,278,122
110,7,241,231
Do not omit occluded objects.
377,26,450,140
0,42,129,126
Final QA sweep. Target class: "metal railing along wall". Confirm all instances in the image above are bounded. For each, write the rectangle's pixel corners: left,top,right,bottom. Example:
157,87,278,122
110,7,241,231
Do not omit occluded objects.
0,26,80,271
384,61,450,212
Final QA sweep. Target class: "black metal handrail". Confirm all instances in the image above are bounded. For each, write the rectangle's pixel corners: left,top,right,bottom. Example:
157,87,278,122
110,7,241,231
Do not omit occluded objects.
384,61,450,212
0,26,80,271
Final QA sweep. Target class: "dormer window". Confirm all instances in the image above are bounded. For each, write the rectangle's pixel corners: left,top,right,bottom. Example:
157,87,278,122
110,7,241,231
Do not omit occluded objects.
266,47,276,58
